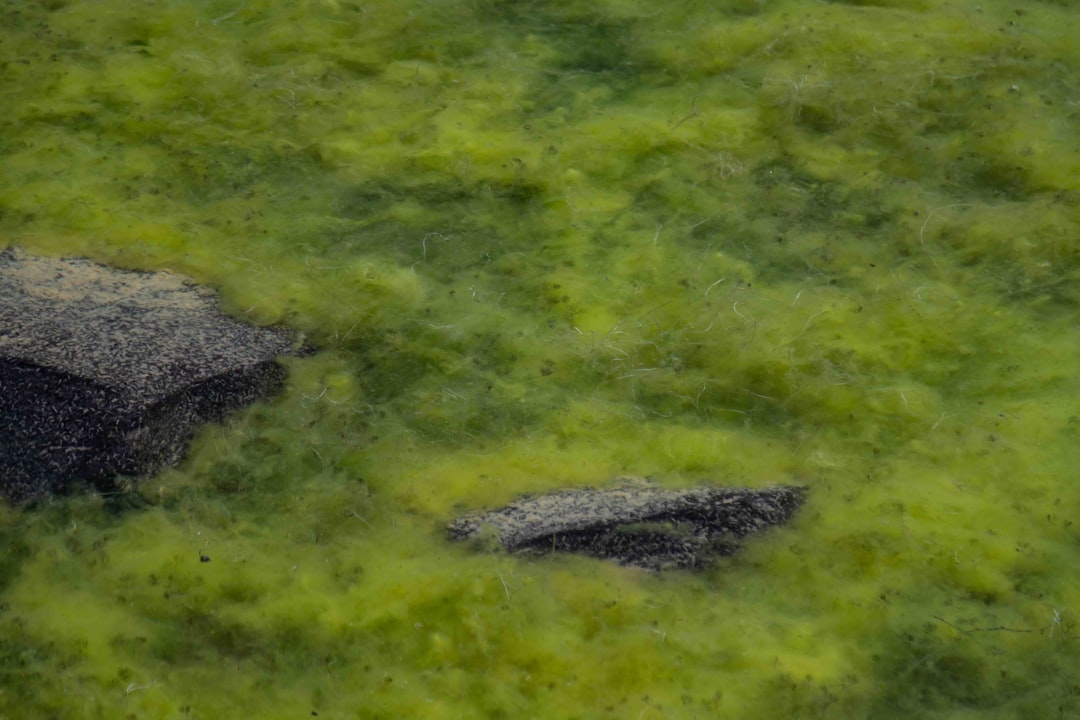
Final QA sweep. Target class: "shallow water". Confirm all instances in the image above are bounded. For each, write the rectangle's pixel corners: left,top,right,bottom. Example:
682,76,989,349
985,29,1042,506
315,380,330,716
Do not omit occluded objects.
2,0,1080,717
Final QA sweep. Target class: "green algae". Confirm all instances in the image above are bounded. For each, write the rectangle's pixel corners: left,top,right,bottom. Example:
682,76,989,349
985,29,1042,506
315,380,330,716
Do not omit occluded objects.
3,0,1080,717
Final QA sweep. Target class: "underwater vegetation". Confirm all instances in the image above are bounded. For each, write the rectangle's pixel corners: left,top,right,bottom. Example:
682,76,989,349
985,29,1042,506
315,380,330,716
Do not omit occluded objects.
1,0,1080,717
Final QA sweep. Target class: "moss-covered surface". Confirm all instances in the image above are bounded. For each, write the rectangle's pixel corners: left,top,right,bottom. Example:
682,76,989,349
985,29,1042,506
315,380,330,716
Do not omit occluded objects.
2,0,1080,717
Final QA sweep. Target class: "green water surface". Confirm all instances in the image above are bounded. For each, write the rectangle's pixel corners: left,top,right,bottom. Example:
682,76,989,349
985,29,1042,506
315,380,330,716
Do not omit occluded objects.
2,0,1080,717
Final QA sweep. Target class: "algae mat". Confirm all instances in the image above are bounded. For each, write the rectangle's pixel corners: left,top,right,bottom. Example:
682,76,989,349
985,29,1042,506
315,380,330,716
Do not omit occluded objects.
2,0,1080,717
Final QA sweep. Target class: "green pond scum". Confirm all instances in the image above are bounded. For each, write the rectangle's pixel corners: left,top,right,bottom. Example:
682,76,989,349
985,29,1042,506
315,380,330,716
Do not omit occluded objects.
1,0,1080,717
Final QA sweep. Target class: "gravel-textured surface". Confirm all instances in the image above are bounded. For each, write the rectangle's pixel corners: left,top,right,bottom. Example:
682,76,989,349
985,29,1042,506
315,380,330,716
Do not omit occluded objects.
449,480,806,570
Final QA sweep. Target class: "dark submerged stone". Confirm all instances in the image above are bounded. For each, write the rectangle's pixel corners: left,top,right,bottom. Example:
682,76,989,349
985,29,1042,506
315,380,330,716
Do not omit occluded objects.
448,480,806,570
0,248,301,502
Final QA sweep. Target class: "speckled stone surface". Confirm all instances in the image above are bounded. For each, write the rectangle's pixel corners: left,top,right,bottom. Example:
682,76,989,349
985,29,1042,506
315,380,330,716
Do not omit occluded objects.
0,248,299,502
448,480,806,570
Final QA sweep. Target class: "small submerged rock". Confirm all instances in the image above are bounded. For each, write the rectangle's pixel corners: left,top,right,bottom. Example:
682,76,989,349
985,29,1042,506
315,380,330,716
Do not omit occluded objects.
448,479,806,570
0,247,304,502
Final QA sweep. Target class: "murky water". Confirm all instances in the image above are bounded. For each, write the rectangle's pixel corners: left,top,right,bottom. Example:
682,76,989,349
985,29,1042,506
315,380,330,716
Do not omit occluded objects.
2,0,1080,717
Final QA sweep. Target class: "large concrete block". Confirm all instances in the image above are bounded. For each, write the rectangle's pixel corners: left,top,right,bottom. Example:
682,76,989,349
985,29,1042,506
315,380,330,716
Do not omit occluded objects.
0,248,301,502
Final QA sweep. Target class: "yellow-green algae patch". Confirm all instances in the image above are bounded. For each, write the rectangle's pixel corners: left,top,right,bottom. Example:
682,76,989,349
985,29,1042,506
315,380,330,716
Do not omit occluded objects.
3,0,1080,717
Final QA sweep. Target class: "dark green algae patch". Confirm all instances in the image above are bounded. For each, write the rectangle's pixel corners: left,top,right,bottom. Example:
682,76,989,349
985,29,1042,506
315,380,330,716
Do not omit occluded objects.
3,0,1080,717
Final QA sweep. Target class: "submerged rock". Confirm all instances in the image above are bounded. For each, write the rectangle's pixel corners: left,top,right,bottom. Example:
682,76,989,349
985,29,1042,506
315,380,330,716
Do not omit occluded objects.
448,480,806,570
0,248,302,502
